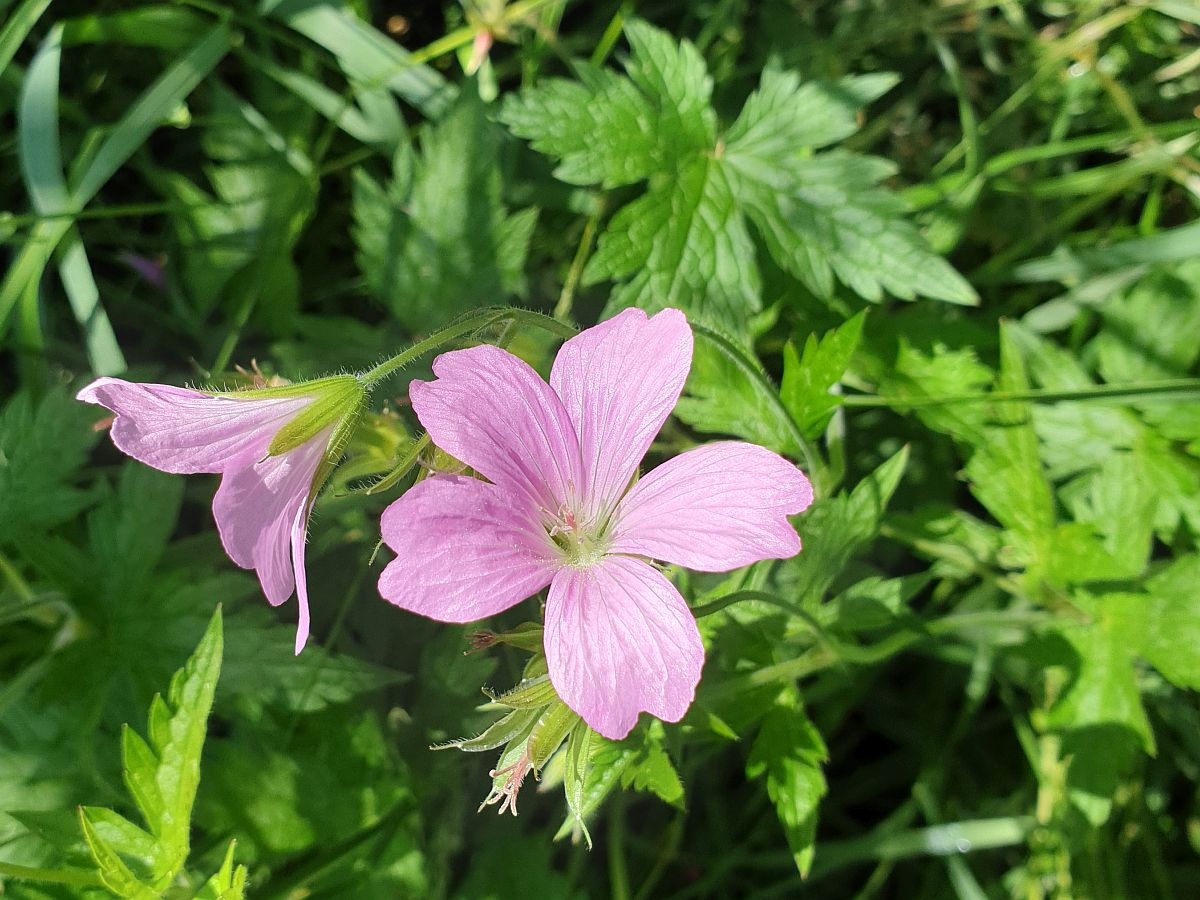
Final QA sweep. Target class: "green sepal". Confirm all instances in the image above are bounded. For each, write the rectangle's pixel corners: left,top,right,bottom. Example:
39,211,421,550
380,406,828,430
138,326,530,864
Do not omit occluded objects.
528,700,581,770
308,386,370,494
434,706,541,753
207,374,359,402
563,721,594,848
484,673,558,710
266,376,365,457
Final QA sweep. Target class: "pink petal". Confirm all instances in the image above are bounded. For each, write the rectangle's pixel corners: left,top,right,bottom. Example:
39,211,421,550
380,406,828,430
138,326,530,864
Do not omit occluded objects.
291,500,313,654
545,556,704,740
609,441,813,571
378,475,560,623
550,308,693,521
410,346,583,517
212,428,331,611
77,377,312,474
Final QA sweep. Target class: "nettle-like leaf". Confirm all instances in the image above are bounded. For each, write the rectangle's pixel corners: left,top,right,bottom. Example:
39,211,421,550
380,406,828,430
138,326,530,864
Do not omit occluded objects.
501,20,975,334
746,693,828,877
354,85,536,329
780,310,866,439
0,388,100,541
79,609,244,897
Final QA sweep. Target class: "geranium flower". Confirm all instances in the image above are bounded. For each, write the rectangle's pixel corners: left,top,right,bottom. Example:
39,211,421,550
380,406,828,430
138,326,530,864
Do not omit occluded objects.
77,376,366,653
378,308,813,739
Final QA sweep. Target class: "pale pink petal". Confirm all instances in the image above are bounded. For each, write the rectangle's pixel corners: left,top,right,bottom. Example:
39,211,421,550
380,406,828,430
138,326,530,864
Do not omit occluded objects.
550,308,692,521
378,475,560,623
291,501,313,654
212,428,331,608
545,556,703,740
410,346,583,516
609,441,813,571
77,377,312,474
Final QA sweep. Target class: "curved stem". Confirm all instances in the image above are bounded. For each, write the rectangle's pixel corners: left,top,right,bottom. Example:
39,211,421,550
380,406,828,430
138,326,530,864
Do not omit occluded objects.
843,378,1200,409
360,307,577,388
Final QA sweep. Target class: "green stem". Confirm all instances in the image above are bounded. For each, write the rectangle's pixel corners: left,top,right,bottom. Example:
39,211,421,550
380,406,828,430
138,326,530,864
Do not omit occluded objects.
691,589,795,619
408,0,561,67
0,551,34,603
608,795,632,900
554,198,604,321
364,433,432,496
0,862,102,888
689,322,825,493
842,379,1200,409
360,307,577,388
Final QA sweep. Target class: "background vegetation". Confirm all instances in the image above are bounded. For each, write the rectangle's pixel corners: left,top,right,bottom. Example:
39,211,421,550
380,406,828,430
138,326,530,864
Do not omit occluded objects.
2,0,1199,897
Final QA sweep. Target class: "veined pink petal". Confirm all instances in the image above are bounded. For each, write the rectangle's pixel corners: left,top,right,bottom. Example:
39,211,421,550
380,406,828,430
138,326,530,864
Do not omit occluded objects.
213,428,331,614
378,475,560,623
77,377,312,474
291,500,313,655
410,346,583,516
609,441,813,571
545,556,704,740
550,308,692,521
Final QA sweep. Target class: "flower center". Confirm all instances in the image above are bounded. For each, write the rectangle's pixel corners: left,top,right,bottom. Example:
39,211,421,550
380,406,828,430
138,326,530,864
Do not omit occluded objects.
547,505,608,568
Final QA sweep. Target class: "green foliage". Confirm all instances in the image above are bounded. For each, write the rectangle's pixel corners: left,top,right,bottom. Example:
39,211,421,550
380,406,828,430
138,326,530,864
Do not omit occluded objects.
747,696,829,876
79,608,245,896
503,20,974,335
781,311,867,439
2,2,1199,898
354,87,536,329
0,389,99,540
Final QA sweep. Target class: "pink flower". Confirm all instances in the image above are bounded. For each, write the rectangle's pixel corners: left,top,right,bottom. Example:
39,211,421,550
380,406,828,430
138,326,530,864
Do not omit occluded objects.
378,308,813,739
77,376,365,653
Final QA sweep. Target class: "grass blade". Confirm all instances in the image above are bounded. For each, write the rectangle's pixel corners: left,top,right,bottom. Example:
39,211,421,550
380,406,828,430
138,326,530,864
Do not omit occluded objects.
16,26,126,373
69,21,233,206
0,0,52,76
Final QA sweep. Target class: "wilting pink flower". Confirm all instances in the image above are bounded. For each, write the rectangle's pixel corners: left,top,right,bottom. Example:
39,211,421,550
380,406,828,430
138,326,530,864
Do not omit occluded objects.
378,308,813,739
78,376,365,653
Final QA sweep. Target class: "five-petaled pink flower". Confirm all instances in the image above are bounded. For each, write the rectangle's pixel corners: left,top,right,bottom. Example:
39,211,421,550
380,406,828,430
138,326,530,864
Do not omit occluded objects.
77,376,365,653
378,308,813,739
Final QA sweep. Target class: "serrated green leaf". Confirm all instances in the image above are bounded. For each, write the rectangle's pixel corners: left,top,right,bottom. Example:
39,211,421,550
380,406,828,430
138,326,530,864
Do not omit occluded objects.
120,727,163,834
964,325,1055,553
747,701,828,877
0,389,100,541
674,325,801,456
775,446,909,605
621,738,685,808
79,807,158,899
505,18,971,336
1048,593,1155,825
83,608,224,891
725,69,898,159
354,87,535,329
1141,556,1200,690
781,310,866,438
878,340,994,443
1094,261,1200,383
587,154,761,329
731,151,977,306
149,610,223,878
500,67,664,188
